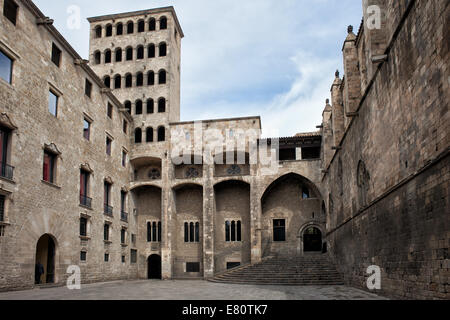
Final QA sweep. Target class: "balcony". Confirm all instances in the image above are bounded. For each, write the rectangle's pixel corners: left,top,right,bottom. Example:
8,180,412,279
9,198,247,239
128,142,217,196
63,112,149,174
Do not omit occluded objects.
80,194,92,208
120,210,128,222
0,162,14,180
104,204,113,217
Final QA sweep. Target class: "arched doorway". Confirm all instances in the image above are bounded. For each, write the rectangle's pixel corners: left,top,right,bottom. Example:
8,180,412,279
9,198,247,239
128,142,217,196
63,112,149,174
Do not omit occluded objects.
35,234,56,284
303,227,322,252
147,254,162,279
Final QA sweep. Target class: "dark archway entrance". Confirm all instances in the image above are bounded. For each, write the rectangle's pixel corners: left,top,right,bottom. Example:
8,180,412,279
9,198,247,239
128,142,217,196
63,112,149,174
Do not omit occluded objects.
303,227,322,252
35,234,56,284
147,254,162,279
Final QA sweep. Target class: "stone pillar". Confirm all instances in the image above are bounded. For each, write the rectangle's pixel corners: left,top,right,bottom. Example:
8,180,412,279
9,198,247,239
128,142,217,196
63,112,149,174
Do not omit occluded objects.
161,153,173,279
342,25,362,128
202,163,215,278
331,70,345,147
321,99,334,169
250,166,262,264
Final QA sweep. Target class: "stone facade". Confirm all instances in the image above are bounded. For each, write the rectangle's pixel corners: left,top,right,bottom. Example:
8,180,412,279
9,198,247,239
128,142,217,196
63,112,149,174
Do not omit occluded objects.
321,0,449,299
0,0,447,300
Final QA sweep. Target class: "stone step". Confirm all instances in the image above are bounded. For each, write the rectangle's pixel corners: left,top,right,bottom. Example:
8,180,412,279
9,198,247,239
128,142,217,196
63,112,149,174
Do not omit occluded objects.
209,254,344,286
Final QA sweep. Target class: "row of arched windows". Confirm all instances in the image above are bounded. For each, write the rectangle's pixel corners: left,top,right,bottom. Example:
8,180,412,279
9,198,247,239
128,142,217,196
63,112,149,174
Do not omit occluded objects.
135,127,165,143
93,43,166,64
124,98,166,115
104,70,166,89
95,17,167,38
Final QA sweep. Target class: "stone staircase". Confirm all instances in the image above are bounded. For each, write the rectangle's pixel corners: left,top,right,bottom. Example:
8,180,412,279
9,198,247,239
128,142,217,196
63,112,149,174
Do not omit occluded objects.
209,254,344,285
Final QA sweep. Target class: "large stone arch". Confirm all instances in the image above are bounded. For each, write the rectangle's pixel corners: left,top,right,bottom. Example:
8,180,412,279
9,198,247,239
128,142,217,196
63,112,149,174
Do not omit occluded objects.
172,183,203,278
260,173,324,257
132,185,162,279
213,180,251,273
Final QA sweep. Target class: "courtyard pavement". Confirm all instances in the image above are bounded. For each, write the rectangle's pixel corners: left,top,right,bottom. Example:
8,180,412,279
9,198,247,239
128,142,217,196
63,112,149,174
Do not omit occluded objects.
0,280,387,300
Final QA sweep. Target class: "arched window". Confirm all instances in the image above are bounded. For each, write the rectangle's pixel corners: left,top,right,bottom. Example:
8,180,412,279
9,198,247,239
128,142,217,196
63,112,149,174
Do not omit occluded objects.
231,221,236,241
190,222,195,242
225,221,231,242
237,221,241,241
127,21,134,34
158,98,166,113
106,24,112,37
103,76,110,88
137,46,144,60
95,25,102,38
160,16,167,30
184,222,189,242
136,72,143,87
134,128,142,143
115,48,122,62
147,71,155,86
114,75,122,89
149,18,156,31
125,73,132,88
126,47,133,61
124,101,131,114
195,222,200,242
147,222,151,242
148,44,155,58
158,70,166,84
146,127,153,142
159,42,167,57
94,51,101,64
157,127,165,142
147,99,154,114
135,100,143,115
338,157,343,196
138,20,145,32
116,23,123,35
357,160,370,207
104,50,111,63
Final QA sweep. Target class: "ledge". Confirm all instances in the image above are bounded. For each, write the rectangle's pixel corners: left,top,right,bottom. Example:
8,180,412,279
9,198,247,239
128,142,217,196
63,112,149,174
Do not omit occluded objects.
79,236,90,241
41,180,61,189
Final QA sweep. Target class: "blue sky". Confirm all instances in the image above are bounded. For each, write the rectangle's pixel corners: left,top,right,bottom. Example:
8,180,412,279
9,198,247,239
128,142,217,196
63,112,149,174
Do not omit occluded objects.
34,0,362,137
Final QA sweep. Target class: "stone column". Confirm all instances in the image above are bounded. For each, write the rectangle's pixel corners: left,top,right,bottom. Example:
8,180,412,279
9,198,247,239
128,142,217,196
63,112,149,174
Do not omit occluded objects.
161,153,173,279
342,25,362,129
331,71,345,147
202,163,215,278
250,174,262,264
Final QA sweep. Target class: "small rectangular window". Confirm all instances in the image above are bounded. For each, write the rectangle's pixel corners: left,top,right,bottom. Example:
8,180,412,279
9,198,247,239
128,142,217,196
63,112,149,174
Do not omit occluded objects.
106,136,112,156
80,217,87,237
122,150,127,167
0,49,13,84
80,251,87,261
131,249,137,264
186,262,200,273
123,120,128,134
121,228,126,244
0,195,5,222
3,0,18,25
227,262,241,270
273,219,286,242
85,79,92,98
48,90,58,117
43,150,56,183
107,103,113,119
104,253,109,262
104,224,110,241
121,255,125,263
83,118,91,140
51,43,62,67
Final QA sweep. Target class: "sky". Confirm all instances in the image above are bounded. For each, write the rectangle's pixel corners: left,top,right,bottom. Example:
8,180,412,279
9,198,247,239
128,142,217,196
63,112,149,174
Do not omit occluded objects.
33,0,362,138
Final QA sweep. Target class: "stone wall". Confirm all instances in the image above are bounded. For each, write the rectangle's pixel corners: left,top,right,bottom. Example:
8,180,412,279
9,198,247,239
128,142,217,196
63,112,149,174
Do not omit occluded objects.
322,0,449,299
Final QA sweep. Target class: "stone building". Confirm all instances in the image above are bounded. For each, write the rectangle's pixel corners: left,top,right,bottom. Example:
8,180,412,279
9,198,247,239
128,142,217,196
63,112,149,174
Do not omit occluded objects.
0,0,447,300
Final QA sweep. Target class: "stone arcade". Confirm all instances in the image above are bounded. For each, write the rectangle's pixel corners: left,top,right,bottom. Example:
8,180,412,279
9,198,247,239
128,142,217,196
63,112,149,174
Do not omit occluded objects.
0,0,448,300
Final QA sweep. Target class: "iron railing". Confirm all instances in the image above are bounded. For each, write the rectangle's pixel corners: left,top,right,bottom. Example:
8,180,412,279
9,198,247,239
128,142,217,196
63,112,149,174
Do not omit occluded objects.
80,194,92,208
0,162,14,180
104,204,113,217
120,210,128,222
